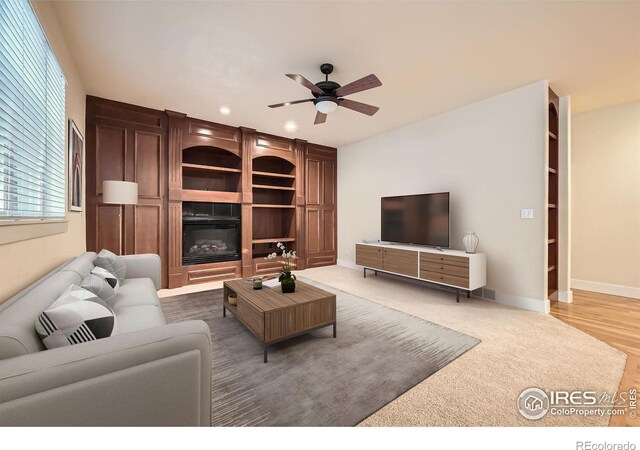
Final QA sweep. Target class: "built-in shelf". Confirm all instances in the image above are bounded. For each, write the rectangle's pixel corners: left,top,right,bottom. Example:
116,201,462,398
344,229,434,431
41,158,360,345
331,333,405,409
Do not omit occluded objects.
548,167,557,174
182,163,242,174
548,131,557,140
252,204,296,209
547,239,556,244
548,265,556,272
252,184,296,191
252,237,296,244
252,170,296,179
182,189,242,203
548,203,557,209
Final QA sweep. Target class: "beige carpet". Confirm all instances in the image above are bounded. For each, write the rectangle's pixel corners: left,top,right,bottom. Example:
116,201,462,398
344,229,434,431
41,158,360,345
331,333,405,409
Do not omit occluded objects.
159,265,626,426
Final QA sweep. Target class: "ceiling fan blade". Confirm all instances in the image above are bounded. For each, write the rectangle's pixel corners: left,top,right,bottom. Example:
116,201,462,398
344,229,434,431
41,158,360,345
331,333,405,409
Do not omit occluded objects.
314,111,327,125
339,98,380,116
268,99,313,108
335,74,382,97
286,74,324,95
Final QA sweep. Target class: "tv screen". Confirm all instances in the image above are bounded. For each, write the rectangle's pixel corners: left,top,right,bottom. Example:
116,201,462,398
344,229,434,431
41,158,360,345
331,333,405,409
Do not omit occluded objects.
381,193,450,247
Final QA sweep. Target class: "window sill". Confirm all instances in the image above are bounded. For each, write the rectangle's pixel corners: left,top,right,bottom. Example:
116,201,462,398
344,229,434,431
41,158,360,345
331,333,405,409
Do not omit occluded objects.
0,219,69,245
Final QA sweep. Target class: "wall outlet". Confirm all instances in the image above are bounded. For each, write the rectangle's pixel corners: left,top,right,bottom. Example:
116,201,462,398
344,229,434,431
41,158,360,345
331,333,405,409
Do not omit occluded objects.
520,208,534,219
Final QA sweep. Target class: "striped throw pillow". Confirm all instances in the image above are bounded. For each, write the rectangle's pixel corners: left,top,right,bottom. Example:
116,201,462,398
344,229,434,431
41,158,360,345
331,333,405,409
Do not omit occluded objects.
35,285,116,349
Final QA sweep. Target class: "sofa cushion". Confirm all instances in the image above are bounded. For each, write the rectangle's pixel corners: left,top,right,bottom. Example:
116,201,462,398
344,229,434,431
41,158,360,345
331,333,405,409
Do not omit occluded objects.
94,249,127,284
35,285,116,350
81,273,117,303
90,266,120,292
110,278,160,309
58,252,97,280
0,270,83,357
113,305,165,334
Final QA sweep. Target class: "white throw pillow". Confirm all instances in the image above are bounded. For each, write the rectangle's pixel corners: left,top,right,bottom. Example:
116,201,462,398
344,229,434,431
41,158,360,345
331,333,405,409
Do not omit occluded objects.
90,266,120,292
94,249,127,284
81,273,117,303
35,285,117,350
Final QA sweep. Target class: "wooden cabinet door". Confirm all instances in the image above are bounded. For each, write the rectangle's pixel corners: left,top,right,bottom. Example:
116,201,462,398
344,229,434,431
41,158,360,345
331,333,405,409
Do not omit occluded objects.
382,248,419,277
355,244,383,269
86,96,168,287
305,145,337,268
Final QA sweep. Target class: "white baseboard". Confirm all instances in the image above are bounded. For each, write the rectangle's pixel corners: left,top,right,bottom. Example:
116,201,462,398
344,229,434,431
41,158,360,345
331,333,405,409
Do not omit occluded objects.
571,279,640,300
336,259,357,270
490,291,550,313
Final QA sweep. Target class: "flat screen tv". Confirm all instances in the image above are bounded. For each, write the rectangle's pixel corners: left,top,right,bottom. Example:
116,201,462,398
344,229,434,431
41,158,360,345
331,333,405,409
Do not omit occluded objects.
381,192,450,247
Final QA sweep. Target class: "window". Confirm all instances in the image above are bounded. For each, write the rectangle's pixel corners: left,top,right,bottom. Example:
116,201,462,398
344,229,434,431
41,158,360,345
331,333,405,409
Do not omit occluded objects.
0,0,66,221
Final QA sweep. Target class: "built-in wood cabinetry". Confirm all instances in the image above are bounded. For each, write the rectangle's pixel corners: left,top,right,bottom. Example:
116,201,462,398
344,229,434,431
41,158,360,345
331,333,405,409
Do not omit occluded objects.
85,97,168,287
305,144,337,268
547,88,559,299
85,96,337,288
355,243,486,302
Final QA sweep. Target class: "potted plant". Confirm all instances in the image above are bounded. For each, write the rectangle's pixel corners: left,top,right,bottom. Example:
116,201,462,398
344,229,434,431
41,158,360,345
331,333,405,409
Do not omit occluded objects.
265,242,297,293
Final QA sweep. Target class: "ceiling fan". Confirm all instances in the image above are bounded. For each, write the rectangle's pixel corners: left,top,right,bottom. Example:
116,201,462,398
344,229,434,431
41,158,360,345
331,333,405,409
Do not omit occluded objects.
268,63,382,125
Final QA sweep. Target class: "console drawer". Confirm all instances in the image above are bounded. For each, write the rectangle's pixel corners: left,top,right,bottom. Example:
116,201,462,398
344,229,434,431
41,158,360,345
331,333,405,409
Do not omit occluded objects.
420,270,469,288
421,261,469,278
420,253,469,268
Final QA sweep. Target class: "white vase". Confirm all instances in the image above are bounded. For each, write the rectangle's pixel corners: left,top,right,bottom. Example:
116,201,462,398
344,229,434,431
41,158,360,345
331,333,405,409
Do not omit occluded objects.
463,232,479,254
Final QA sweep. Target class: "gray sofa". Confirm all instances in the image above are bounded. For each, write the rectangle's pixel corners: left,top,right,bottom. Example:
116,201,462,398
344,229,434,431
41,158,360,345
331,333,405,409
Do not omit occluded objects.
0,252,211,426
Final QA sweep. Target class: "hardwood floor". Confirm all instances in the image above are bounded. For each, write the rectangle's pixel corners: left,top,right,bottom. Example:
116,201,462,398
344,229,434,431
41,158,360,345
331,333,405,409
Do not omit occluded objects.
550,289,640,427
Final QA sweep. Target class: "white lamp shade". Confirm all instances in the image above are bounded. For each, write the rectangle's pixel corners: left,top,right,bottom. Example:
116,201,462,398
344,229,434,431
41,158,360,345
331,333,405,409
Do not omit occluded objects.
315,100,338,114
103,181,138,205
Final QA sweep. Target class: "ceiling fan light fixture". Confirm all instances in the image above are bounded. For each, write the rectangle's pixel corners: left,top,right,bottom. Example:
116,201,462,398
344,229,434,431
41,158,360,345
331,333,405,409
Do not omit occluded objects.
315,98,338,114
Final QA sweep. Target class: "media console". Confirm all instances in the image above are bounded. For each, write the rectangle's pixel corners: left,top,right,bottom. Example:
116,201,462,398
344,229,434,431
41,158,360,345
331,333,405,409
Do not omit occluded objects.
355,242,487,302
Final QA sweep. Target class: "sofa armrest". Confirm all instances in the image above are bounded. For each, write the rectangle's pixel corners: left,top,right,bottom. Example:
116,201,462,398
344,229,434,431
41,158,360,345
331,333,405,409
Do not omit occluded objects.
0,321,211,426
119,253,161,290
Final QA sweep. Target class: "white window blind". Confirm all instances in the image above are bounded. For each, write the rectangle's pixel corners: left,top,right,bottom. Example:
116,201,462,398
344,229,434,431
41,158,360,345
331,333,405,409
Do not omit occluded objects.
0,0,66,220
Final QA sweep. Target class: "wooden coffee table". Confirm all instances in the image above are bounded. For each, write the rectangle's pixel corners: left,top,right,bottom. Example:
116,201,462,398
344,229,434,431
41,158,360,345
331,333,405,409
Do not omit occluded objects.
222,279,337,363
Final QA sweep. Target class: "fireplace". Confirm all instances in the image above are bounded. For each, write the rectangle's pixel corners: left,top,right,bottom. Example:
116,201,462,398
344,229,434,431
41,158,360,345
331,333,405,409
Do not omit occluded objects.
182,202,241,266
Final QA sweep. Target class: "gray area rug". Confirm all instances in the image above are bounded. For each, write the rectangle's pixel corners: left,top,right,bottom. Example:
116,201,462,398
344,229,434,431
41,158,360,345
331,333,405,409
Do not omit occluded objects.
160,278,480,426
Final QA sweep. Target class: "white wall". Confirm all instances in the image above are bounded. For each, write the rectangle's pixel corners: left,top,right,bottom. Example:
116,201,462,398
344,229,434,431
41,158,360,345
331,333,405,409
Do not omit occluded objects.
0,1,86,303
571,101,640,298
338,81,550,312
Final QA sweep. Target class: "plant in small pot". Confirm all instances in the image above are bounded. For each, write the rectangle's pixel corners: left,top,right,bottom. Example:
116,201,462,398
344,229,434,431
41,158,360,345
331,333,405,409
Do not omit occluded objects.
265,242,297,293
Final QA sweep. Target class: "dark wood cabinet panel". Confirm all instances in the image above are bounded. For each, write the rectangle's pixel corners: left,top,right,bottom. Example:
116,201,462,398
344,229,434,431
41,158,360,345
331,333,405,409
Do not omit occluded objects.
323,208,336,253
95,205,122,255
305,144,337,268
135,131,163,198
306,159,321,205
95,125,126,196
322,160,336,206
306,208,321,254
134,204,162,255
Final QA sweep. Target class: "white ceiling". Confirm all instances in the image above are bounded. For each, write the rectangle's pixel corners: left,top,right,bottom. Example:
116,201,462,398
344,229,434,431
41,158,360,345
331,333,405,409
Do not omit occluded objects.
50,1,640,148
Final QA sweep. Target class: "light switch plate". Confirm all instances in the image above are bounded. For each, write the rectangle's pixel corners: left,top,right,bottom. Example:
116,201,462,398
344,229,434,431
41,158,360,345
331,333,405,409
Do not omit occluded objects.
520,209,534,219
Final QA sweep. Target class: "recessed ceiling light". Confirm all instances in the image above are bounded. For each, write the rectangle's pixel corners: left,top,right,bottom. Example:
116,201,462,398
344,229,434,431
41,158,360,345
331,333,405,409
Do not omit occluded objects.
284,120,297,133
219,106,230,115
